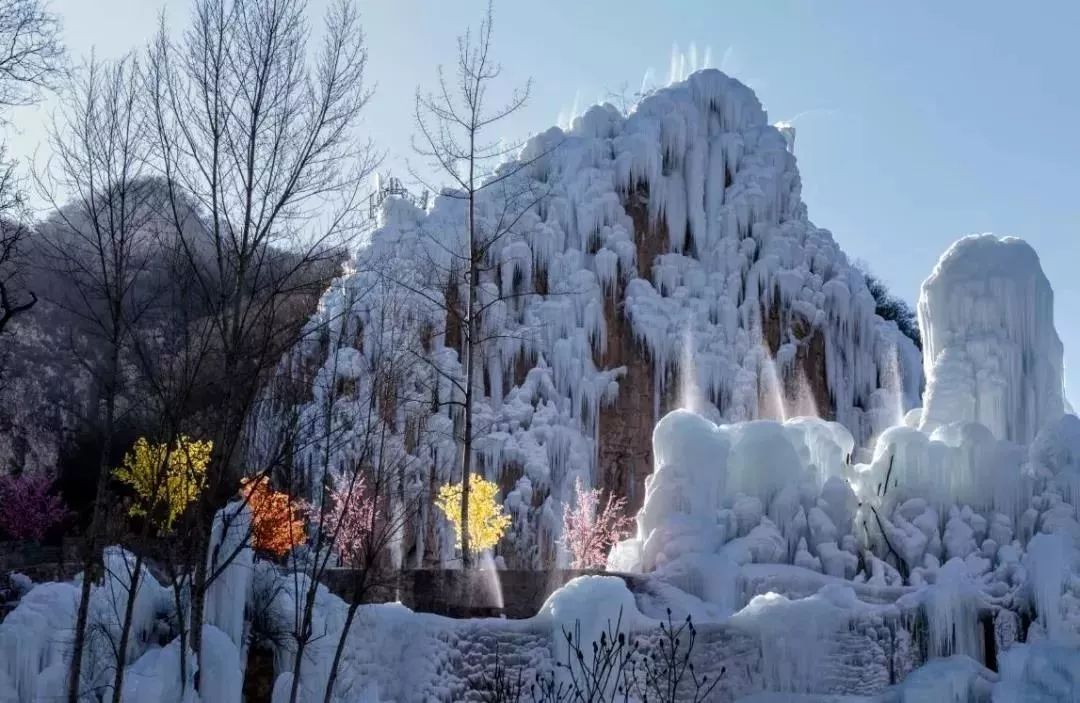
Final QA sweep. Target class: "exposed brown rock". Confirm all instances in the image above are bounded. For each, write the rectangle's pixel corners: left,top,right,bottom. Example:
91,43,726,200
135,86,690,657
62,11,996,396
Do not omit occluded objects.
595,184,676,515
595,183,838,520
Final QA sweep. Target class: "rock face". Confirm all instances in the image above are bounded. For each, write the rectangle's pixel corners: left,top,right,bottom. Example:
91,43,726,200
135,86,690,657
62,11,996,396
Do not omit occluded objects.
266,69,923,567
918,234,1064,444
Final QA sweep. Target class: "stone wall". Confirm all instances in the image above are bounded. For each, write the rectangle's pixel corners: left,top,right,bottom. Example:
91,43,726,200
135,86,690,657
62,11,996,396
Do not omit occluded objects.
344,605,920,702
0,540,82,582
321,568,647,619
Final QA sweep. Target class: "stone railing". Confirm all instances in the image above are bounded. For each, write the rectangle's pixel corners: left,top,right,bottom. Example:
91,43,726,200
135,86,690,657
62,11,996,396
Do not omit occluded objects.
320,568,647,618
0,540,82,582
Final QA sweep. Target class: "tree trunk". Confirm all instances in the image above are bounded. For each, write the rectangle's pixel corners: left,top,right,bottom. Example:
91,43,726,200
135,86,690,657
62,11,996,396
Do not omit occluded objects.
287,579,320,703
109,551,144,703
67,347,120,703
459,138,477,570
170,571,189,687
189,540,209,693
322,600,361,703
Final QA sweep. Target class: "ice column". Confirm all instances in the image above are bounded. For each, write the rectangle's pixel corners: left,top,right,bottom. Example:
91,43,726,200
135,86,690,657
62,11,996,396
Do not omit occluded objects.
918,234,1064,444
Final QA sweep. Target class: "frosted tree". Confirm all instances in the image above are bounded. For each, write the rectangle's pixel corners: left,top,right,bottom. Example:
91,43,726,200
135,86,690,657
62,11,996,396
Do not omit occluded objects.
562,477,633,569
412,0,555,568
323,477,379,567
0,470,68,541
319,449,419,703
239,476,307,557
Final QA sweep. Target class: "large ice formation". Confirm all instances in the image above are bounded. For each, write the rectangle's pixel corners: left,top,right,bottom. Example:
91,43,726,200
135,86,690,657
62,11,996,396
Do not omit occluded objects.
918,234,1065,444
605,231,1080,697
258,68,923,568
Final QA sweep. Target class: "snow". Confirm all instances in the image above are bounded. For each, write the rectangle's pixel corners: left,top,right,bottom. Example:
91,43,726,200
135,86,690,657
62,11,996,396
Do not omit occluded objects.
603,226,1080,700
199,625,244,703
922,558,984,660
536,575,651,694
619,408,859,577
889,655,997,702
1024,532,1073,642
994,642,1080,702
0,548,173,703
729,585,876,694
121,639,192,703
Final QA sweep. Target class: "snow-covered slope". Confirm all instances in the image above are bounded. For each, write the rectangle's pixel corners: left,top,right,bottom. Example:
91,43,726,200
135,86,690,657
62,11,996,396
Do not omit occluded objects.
263,69,923,568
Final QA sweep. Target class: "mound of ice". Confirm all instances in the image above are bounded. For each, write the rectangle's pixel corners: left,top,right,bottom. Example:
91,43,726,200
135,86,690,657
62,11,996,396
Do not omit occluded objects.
537,574,650,668
615,408,856,576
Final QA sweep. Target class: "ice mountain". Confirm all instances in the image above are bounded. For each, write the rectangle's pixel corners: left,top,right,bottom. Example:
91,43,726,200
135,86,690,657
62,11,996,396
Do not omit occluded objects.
264,69,923,567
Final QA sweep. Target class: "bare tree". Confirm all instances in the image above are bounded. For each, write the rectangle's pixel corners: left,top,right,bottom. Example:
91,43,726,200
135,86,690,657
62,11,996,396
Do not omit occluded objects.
0,0,64,108
0,0,64,336
146,0,377,692
282,288,423,703
412,0,548,569
34,52,164,703
0,218,35,333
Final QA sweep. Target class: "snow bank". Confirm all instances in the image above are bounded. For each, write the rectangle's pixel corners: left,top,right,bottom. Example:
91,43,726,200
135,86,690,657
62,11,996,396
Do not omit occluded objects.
537,574,650,668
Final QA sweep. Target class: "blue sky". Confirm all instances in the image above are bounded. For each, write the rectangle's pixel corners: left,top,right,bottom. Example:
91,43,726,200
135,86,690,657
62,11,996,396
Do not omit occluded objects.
10,0,1080,401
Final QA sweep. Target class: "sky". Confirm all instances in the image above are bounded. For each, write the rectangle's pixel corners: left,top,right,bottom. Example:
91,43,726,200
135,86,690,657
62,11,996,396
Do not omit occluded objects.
8,0,1080,401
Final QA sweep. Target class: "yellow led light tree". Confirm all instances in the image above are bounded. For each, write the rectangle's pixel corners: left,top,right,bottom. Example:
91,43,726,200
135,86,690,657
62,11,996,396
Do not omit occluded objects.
113,436,212,531
435,475,511,553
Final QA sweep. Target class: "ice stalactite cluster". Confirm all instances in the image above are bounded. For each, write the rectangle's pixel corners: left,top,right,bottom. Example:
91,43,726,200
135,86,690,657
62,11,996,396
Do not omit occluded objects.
0,548,176,702
205,502,254,652
0,507,258,703
611,232,1080,699
260,69,922,567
